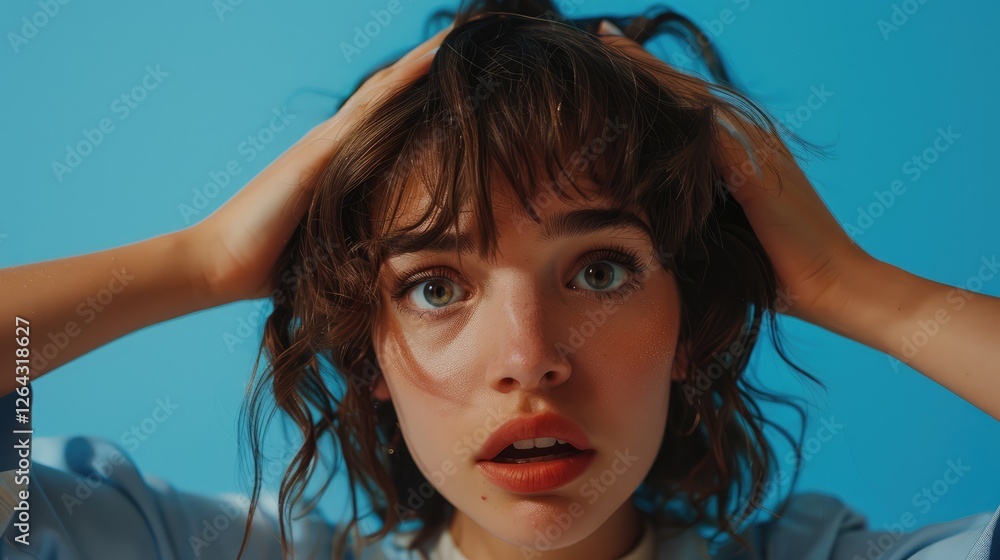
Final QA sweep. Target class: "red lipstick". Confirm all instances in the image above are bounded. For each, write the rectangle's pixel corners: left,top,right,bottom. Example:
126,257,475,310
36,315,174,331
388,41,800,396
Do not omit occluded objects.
475,412,595,493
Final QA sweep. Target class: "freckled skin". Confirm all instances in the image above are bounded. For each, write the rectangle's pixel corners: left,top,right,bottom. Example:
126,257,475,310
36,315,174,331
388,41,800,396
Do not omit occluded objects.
371,176,687,560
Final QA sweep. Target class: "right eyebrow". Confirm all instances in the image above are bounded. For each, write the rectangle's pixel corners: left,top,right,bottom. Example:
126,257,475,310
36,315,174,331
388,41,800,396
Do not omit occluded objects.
381,207,653,259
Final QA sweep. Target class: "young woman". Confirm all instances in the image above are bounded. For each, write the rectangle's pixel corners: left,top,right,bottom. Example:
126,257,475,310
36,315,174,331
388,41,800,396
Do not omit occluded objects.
2,1,998,558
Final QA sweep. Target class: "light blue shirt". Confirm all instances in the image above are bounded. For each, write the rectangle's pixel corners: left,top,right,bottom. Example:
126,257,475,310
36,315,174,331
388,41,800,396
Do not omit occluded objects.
1,435,997,559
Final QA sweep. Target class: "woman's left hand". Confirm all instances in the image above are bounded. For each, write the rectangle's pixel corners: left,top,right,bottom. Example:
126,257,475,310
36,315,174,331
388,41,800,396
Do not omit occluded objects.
596,20,1000,421
595,19,873,328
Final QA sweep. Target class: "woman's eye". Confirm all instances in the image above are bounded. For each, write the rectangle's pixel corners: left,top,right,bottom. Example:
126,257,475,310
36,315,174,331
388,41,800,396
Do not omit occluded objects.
392,247,646,317
572,261,630,292
409,279,467,310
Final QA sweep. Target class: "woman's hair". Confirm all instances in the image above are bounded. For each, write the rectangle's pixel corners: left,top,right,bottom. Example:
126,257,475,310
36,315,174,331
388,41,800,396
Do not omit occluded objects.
237,1,827,558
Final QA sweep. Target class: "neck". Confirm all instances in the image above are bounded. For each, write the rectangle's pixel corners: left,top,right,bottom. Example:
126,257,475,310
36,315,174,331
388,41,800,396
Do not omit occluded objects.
449,500,646,560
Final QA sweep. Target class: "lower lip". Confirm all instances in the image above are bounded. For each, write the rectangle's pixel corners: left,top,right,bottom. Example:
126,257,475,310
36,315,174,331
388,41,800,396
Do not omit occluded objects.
477,450,595,493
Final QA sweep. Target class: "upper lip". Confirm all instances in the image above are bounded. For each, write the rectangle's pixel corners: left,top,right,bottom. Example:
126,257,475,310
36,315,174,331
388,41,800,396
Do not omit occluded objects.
475,412,593,462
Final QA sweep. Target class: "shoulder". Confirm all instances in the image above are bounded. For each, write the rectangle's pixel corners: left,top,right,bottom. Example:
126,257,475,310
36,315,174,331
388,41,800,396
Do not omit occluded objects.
0,435,351,559
713,491,999,560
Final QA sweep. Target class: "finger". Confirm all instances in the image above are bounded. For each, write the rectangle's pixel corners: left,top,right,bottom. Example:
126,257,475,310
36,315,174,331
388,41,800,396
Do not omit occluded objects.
269,25,453,218
366,21,454,91
381,44,441,90
391,21,454,68
286,25,452,160
373,24,452,94
595,23,651,60
593,21,799,217
596,30,712,101
598,35,653,64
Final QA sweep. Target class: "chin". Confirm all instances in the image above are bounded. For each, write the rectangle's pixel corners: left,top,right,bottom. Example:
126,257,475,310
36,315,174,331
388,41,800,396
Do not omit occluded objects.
478,497,606,550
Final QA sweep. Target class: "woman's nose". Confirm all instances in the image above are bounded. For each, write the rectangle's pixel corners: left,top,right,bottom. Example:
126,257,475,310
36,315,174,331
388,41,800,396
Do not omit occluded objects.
483,274,572,393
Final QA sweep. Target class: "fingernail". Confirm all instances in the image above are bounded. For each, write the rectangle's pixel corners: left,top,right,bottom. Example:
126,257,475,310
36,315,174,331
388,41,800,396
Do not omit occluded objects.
599,19,624,36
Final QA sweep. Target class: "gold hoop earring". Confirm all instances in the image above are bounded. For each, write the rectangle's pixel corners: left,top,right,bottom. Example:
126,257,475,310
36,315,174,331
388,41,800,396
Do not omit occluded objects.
372,396,401,456
385,422,402,455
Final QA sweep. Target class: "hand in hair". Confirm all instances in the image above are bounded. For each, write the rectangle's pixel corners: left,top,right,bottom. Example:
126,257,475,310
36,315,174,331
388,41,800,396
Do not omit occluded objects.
186,23,453,303
0,26,453,396
597,19,1000,421
595,19,868,327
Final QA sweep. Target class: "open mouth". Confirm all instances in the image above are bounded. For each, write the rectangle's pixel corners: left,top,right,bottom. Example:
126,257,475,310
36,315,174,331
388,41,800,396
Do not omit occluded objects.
491,442,584,464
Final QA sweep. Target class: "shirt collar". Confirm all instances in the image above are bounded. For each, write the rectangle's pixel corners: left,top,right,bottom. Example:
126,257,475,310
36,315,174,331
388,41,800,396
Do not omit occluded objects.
407,513,711,560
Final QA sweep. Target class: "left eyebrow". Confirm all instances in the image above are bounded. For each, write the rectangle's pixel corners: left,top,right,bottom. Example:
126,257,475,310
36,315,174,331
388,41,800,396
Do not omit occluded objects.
539,207,653,243
382,208,653,259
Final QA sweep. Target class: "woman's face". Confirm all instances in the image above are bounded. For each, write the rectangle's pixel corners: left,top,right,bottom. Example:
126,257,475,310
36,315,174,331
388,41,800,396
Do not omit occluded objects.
371,171,687,555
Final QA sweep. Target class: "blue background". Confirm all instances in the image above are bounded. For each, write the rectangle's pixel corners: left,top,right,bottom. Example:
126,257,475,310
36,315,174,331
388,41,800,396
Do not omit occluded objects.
2,0,998,535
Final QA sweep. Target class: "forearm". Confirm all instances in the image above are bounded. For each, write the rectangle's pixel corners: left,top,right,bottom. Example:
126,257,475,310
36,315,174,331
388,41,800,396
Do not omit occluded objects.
820,256,1000,420
0,231,219,396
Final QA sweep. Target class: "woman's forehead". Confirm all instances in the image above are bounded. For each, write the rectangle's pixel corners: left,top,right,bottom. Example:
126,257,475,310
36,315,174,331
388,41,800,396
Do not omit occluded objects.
376,168,639,237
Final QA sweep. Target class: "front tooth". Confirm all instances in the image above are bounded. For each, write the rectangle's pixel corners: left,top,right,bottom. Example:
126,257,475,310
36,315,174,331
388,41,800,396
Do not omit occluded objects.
513,439,535,449
556,439,567,444
511,437,561,449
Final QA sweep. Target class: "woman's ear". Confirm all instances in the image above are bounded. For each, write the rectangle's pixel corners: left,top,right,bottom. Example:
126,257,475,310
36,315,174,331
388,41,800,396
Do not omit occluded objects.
372,374,392,401
671,340,691,384
370,330,393,401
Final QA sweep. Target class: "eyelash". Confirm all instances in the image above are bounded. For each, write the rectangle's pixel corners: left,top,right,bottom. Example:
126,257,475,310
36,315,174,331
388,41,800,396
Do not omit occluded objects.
388,243,649,320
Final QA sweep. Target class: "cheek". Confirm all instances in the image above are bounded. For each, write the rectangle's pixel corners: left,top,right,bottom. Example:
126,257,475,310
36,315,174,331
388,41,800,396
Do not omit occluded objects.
586,274,679,398
373,309,478,404
373,314,482,471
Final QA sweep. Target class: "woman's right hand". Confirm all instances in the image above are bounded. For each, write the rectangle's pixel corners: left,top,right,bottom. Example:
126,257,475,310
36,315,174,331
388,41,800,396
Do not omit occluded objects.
185,23,452,303
0,24,451,395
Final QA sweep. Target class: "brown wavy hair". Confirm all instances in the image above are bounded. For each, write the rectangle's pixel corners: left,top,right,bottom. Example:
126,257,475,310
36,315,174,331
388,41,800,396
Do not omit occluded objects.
236,1,828,558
